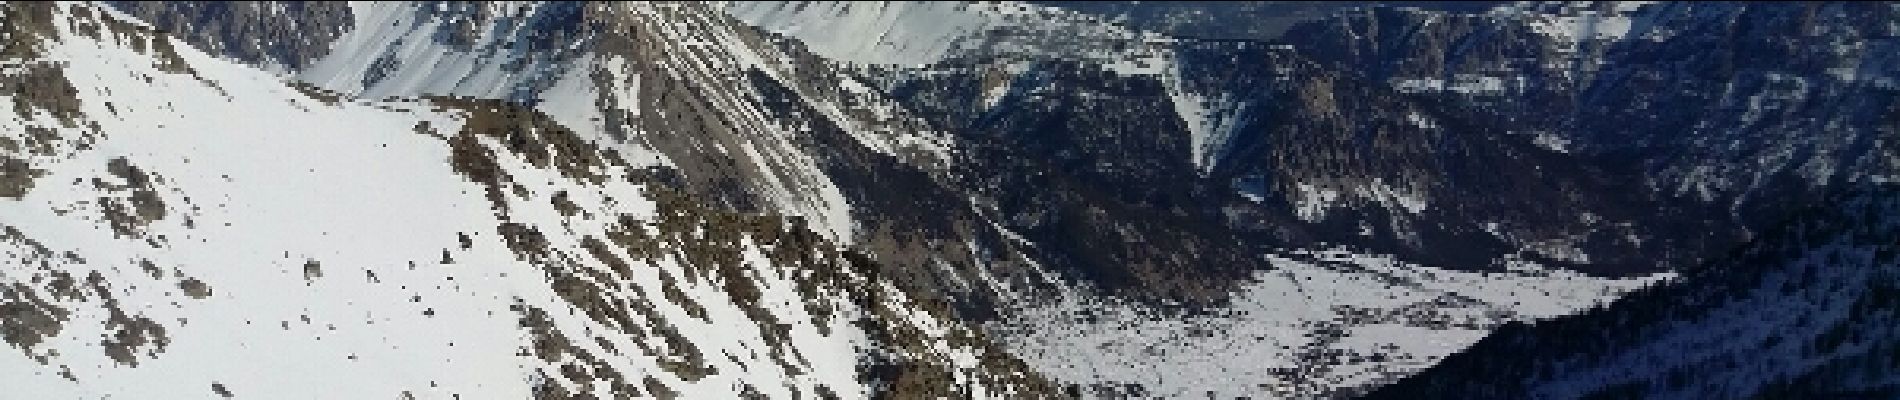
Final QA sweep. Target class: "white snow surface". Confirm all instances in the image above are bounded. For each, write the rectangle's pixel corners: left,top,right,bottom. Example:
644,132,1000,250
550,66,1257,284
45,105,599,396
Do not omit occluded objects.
1167,72,1251,173
990,248,1667,399
298,2,579,101
2,7,529,397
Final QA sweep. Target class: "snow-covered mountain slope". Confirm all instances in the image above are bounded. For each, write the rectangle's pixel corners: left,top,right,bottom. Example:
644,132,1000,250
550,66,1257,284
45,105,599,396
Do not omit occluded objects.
721,1,1003,67
279,2,969,245
0,3,1056,398
30,1,1898,399
721,1,1171,73
1366,187,1900,399
106,0,1053,319
296,1,590,102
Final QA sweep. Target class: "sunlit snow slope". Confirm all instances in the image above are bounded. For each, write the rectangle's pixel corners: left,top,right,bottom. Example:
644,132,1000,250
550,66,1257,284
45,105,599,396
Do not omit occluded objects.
0,3,1055,398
